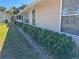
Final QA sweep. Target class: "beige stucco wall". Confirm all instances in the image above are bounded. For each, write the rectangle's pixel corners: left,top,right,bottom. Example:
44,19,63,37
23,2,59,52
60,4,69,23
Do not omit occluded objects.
35,0,61,32
21,0,61,32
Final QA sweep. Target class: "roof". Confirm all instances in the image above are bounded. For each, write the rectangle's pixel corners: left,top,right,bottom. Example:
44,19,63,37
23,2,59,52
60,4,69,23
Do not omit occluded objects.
0,6,6,11
19,0,40,14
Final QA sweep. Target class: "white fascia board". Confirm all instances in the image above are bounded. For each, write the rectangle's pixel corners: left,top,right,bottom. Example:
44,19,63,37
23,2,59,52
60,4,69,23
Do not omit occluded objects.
19,0,40,15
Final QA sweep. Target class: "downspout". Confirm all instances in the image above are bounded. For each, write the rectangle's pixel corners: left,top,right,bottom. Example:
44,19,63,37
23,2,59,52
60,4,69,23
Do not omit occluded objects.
59,0,63,32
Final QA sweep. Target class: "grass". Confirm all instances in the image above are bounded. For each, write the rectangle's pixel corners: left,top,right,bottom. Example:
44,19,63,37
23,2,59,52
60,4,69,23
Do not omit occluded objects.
0,23,9,52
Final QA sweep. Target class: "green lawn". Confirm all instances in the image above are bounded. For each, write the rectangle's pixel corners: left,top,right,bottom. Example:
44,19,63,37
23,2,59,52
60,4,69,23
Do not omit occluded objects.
0,23,9,52
0,23,43,59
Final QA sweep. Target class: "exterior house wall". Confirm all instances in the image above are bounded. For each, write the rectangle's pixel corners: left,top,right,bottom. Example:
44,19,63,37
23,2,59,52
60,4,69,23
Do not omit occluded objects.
18,0,79,46
35,0,61,32
23,0,61,32
0,11,10,22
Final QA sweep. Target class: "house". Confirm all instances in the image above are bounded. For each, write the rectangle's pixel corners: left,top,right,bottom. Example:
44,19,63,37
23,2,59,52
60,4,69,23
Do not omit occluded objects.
0,6,10,23
16,0,61,32
16,0,79,45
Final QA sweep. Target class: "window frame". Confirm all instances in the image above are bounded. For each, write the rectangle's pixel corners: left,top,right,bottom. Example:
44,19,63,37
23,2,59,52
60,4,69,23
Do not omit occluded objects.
32,10,36,25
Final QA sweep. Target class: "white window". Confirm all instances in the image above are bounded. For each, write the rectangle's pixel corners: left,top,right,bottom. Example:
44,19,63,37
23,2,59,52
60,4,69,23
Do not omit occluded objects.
32,10,36,25
61,0,79,35
23,14,29,23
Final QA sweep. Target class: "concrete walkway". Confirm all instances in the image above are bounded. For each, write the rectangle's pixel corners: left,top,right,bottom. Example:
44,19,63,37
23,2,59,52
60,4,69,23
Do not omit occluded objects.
0,24,44,59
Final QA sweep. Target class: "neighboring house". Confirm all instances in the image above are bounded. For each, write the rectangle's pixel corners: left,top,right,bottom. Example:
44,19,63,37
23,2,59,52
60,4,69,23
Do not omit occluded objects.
0,6,10,22
16,0,79,44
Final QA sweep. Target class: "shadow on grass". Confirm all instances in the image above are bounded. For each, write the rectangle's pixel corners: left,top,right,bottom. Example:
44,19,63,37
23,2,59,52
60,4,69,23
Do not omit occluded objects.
0,23,43,59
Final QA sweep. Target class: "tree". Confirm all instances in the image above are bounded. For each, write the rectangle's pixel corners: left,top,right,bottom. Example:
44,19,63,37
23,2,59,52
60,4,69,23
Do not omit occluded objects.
6,6,19,16
6,4,27,16
12,7,20,14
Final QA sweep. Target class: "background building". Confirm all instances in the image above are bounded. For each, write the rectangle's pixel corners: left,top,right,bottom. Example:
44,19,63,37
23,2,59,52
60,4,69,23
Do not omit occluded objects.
0,6,10,22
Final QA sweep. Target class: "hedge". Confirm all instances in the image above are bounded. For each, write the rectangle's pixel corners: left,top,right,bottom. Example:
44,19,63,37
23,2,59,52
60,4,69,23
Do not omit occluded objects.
14,21,75,59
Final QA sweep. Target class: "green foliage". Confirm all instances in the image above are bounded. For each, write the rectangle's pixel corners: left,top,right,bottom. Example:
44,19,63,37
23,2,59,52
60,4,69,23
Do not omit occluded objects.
14,21,75,59
14,21,23,28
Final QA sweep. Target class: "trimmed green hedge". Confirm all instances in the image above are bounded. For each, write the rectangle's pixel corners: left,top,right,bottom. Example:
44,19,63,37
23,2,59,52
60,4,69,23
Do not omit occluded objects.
14,21,75,59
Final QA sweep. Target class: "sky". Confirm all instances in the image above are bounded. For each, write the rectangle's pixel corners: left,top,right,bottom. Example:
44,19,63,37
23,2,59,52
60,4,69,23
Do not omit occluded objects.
0,0,33,9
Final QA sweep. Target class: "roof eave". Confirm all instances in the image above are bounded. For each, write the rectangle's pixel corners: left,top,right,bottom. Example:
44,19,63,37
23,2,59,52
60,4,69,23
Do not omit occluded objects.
18,0,40,15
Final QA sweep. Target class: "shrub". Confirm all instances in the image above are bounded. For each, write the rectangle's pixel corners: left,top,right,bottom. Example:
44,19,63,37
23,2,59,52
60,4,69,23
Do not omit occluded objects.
14,21,23,28
14,21,75,59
